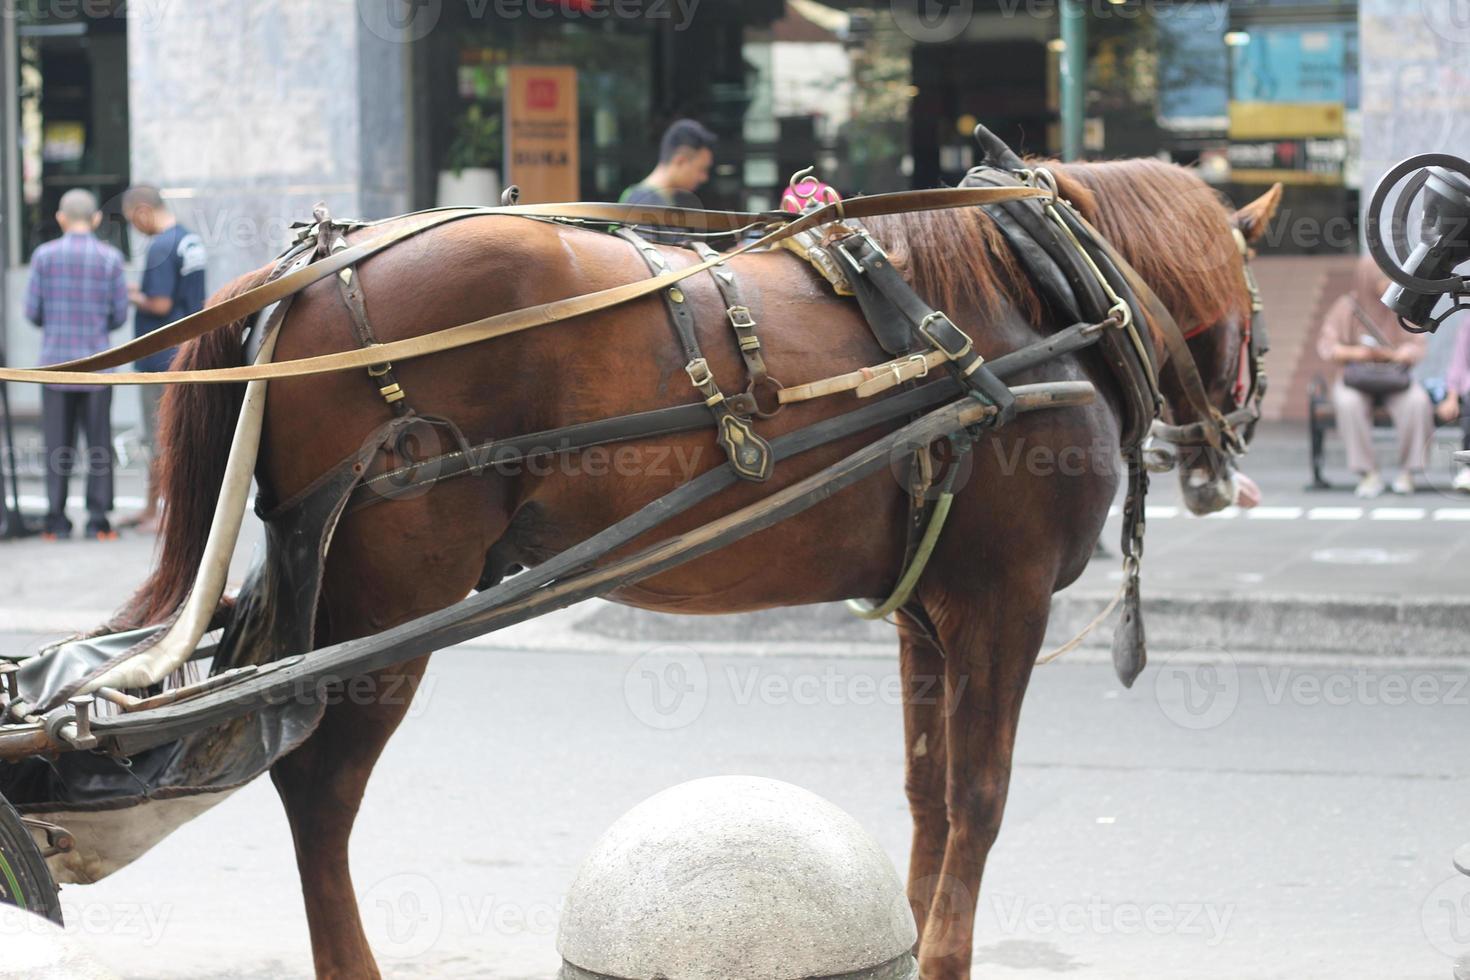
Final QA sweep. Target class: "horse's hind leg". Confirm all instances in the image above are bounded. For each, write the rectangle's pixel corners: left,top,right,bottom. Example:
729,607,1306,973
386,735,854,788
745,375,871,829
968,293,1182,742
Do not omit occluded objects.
269,655,431,980
269,489,506,979
898,611,950,945
914,581,1049,980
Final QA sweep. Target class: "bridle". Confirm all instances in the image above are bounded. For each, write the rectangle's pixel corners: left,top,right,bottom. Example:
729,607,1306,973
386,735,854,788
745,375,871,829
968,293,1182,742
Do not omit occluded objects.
1147,225,1268,460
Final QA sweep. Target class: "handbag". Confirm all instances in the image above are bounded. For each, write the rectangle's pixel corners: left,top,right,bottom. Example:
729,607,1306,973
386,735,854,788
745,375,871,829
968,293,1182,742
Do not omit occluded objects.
1343,360,1412,395
1342,304,1413,396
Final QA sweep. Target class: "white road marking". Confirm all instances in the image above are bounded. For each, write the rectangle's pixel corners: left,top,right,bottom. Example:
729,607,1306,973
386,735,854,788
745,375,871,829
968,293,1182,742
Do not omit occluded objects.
1247,506,1304,520
18,494,146,511
1308,506,1365,521
1104,502,1470,523
1370,507,1427,521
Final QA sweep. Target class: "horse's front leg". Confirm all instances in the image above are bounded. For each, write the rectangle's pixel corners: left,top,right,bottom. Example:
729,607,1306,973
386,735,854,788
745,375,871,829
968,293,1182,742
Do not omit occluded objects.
898,611,951,945
915,582,1049,979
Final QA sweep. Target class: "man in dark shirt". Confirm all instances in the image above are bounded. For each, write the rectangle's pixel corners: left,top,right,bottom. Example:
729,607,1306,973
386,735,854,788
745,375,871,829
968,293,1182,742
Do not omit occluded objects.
620,119,717,211
24,188,130,540
122,184,207,530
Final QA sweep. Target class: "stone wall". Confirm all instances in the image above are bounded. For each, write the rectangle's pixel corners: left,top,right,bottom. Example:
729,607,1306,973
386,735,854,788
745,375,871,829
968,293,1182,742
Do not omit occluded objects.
126,0,412,293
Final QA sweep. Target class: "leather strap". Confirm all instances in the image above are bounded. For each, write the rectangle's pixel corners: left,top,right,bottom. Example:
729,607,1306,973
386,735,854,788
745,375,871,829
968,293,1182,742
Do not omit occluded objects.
322,216,413,417
834,231,1017,425
0,185,1051,387
616,227,773,482
690,241,780,418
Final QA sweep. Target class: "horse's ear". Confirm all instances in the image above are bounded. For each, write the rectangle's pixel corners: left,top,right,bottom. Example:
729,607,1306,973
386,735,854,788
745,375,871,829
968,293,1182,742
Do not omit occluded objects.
1232,183,1283,244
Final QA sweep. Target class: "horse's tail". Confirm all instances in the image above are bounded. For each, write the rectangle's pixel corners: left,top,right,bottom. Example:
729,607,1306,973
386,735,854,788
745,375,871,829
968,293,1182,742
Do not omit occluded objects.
113,266,274,630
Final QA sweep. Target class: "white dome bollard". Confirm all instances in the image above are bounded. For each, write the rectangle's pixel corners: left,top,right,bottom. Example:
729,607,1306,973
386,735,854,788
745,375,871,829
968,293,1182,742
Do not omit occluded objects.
557,775,918,980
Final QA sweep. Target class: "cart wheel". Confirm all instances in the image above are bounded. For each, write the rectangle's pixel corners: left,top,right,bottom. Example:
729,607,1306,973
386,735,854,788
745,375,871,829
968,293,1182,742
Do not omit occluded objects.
0,794,61,925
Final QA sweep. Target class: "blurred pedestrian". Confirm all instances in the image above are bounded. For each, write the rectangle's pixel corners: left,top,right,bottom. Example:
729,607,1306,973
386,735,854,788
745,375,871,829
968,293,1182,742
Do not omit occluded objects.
24,189,129,540
1438,322,1470,492
120,184,207,531
619,119,717,210
1316,255,1433,498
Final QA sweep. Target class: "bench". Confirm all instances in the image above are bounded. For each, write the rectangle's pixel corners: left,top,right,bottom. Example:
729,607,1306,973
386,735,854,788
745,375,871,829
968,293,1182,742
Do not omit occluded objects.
1307,374,1457,489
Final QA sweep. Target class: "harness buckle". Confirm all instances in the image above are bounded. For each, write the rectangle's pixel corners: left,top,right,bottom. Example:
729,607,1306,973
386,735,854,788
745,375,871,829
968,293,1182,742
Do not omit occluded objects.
726,305,757,329
836,231,889,276
685,358,714,389
917,311,974,361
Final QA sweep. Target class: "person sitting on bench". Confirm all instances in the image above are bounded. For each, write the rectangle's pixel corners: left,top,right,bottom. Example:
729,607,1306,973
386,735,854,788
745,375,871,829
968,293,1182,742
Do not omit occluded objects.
1439,316,1470,492
1315,255,1432,498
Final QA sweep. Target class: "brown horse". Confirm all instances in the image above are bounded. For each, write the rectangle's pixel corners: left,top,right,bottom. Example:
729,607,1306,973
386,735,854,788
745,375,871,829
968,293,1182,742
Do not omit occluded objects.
119,159,1279,979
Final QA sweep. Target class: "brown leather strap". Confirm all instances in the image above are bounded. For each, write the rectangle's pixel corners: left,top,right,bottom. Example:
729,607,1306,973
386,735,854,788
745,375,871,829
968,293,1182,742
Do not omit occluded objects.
0,186,1050,387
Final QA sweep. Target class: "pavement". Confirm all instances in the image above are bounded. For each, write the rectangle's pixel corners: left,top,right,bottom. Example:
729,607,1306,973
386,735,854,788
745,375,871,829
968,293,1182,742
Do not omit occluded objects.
2,643,1460,980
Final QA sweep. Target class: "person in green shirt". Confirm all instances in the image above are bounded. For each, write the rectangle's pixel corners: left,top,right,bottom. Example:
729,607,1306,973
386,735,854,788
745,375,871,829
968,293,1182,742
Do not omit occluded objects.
620,118,717,210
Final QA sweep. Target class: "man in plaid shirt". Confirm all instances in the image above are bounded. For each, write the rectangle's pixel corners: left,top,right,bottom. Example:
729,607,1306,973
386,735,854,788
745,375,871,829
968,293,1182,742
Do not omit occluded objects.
25,188,129,539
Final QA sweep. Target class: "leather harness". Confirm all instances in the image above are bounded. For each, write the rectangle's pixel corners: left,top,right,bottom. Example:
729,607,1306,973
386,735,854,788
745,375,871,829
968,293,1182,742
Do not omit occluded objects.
10,137,1260,687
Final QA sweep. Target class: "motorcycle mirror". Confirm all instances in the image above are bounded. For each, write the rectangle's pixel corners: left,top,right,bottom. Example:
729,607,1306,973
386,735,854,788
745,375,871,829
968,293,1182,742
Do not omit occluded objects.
1366,153,1470,332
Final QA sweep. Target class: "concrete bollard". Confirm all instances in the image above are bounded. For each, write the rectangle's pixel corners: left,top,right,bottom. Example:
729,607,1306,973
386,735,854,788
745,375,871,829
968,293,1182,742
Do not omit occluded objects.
557,775,918,980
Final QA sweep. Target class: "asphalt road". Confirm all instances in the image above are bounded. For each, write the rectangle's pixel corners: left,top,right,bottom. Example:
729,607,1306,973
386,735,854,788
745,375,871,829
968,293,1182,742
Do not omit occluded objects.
15,639,1465,980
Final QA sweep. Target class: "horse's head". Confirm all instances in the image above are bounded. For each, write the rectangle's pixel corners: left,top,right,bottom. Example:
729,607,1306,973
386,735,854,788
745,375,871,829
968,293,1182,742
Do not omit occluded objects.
1053,161,1282,516
1153,182,1282,515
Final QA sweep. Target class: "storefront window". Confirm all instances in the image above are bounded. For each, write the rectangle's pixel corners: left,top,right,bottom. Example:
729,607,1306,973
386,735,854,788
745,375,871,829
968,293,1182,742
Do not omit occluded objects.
12,1,129,261
419,13,655,207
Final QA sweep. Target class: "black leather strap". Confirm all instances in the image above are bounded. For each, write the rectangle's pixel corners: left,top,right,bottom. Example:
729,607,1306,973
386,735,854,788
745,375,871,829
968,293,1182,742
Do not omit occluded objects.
834,232,1017,426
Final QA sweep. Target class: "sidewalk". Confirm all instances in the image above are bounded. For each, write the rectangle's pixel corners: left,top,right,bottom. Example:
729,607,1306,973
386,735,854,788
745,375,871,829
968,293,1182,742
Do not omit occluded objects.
2,422,1468,659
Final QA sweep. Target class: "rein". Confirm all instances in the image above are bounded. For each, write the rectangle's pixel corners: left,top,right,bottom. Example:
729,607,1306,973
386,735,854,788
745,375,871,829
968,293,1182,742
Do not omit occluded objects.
0,188,1051,387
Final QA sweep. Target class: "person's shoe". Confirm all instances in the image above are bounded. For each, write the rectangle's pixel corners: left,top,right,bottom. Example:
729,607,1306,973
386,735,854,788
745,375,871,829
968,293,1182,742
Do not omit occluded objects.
1453,466,1470,494
1391,471,1416,496
41,518,72,541
84,519,117,541
1354,471,1385,499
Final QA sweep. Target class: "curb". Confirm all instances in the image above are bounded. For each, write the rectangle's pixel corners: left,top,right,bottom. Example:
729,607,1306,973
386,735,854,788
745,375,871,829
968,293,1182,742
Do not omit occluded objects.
575,592,1470,659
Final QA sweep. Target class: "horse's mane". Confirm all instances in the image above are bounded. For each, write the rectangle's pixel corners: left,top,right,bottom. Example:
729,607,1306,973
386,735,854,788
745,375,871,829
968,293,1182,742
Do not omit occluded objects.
862,158,1249,334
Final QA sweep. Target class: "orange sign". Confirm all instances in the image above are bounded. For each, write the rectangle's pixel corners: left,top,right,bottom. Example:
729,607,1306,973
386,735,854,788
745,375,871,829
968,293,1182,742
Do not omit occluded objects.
505,66,579,204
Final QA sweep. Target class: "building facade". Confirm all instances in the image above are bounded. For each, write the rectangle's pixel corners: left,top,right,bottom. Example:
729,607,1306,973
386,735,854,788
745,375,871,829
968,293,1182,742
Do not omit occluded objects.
0,0,1405,421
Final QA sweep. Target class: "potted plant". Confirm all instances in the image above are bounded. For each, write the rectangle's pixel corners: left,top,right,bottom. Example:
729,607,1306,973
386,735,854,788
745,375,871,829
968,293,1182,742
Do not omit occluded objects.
437,105,503,206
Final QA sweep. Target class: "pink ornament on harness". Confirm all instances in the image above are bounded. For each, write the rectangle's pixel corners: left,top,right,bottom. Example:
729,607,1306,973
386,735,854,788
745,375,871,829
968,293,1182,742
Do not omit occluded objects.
782,178,842,214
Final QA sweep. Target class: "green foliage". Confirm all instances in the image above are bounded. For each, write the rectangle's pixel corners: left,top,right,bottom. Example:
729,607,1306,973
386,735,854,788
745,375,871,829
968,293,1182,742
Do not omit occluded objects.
446,105,502,175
